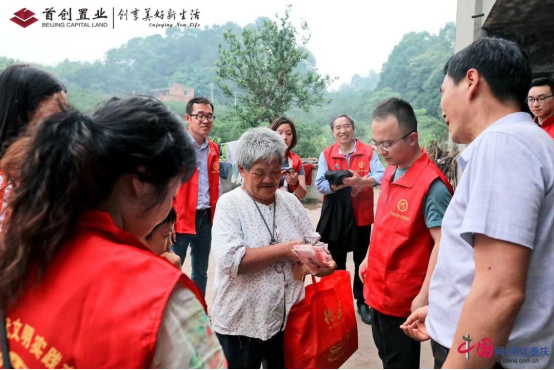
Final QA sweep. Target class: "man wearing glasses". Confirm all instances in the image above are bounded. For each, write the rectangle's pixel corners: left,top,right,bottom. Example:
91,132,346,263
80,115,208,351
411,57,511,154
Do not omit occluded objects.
356,98,453,368
172,96,220,297
528,77,554,138
315,114,385,325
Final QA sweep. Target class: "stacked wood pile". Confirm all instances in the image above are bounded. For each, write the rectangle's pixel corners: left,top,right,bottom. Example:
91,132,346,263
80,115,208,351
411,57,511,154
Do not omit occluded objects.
427,140,460,190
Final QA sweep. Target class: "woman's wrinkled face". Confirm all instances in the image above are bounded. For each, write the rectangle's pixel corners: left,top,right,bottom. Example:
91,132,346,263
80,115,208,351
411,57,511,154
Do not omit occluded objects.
239,158,282,203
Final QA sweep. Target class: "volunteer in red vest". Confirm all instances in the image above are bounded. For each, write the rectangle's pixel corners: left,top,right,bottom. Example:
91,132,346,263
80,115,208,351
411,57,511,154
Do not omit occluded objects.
172,97,220,296
357,98,453,369
0,64,67,234
0,96,225,368
527,77,554,139
270,116,307,200
315,114,385,325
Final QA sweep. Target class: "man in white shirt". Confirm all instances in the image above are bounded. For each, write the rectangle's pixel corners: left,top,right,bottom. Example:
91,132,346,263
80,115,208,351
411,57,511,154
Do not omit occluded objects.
401,38,554,369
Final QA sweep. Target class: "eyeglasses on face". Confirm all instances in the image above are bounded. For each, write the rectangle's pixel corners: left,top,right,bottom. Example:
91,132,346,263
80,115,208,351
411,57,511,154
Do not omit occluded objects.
527,95,553,104
370,130,416,152
190,114,216,122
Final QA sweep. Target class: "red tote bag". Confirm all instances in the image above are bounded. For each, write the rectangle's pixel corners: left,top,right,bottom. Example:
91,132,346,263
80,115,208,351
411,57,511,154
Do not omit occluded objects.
284,270,358,369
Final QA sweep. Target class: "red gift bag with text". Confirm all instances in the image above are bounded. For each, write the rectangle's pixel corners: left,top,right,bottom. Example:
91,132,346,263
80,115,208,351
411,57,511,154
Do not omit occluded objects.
284,271,358,369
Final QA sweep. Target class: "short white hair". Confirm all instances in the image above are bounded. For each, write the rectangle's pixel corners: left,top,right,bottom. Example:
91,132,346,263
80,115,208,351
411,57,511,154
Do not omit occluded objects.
235,127,287,171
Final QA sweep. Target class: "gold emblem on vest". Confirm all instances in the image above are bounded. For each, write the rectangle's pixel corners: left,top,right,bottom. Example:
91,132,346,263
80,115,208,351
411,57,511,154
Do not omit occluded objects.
358,161,365,169
213,161,220,171
397,199,408,212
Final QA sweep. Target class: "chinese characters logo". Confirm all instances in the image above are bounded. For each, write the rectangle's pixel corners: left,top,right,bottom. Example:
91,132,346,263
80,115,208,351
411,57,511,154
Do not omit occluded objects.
10,8,38,28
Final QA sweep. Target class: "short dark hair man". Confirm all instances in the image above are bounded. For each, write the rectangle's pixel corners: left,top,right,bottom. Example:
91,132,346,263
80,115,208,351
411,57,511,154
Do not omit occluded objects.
528,77,554,138
358,98,453,368
172,97,220,296
315,114,385,325
402,38,554,369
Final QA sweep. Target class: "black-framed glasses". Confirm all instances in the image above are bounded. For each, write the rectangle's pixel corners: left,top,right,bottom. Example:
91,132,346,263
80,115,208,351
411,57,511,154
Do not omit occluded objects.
370,130,416,152
190,114,216,122
527,95,553,104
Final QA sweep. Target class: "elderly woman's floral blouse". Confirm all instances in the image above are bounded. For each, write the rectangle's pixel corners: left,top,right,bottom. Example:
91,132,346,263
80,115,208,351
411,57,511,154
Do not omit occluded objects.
211,187,320,341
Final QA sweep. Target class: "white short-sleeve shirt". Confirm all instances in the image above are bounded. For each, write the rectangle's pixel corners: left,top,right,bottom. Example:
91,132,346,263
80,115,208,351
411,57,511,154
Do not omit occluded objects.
427,113,554,369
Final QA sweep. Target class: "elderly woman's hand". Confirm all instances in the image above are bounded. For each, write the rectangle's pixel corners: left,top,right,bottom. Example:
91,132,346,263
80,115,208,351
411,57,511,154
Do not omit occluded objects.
284,240,303,262
315,253,337,277
293,263,310,280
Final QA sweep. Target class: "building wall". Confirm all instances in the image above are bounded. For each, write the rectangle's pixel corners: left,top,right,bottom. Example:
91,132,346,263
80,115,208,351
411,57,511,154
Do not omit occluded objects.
151,83,195,103
453,0,498,178
454,0,497,52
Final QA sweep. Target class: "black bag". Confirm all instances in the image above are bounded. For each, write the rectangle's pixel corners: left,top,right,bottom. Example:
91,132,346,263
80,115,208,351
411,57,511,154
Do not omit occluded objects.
324,170,352,186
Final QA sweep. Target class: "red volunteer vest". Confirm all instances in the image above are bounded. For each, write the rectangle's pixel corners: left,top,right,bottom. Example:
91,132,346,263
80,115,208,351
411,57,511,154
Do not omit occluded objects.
4,210,206,369
174,139,220,234
323,141,375,226
364,150,453,317
286,151,303,192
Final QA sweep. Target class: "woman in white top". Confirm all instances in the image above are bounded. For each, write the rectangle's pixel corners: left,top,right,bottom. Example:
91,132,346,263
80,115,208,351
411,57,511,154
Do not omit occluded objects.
211,127,336,369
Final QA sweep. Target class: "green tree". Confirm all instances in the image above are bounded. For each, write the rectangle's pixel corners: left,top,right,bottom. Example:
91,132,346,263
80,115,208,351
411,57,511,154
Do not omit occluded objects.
216,6,334,127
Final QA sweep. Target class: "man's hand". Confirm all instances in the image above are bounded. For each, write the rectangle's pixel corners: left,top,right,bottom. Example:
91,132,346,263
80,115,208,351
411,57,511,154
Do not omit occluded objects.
342,170,362,187
400,306,431,342
359,257,368,282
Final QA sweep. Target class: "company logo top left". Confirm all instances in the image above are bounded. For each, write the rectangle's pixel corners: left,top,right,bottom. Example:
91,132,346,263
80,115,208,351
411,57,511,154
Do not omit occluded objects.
10,8,39,28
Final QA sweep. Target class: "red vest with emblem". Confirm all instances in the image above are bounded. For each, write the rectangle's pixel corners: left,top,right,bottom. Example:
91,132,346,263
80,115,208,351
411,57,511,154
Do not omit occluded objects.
323,141,375,226
286,151,303,192
4,210,206,369
173,139,220,234
364,150,453,317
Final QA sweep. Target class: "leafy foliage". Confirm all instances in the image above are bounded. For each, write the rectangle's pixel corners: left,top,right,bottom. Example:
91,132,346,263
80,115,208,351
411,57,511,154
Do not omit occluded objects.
0,20,455,159
216,6,334,127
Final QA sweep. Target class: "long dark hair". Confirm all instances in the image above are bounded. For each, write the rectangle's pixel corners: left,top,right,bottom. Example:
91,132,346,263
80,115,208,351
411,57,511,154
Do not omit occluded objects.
0,64,66,157
0,96,195,310
269,116,298,151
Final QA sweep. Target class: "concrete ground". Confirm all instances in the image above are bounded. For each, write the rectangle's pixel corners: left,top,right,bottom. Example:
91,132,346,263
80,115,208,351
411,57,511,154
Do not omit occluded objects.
183,201,434,369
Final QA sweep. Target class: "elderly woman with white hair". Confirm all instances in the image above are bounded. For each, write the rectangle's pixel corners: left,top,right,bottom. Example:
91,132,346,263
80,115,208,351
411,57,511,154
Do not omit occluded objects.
211,127,336,369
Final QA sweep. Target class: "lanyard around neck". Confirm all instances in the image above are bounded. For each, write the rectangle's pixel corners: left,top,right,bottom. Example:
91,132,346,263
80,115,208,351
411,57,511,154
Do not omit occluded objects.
244,188,277,244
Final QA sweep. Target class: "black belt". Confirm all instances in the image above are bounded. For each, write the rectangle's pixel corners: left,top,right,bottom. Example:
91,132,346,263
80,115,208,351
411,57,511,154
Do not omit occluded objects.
196,208,211,217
